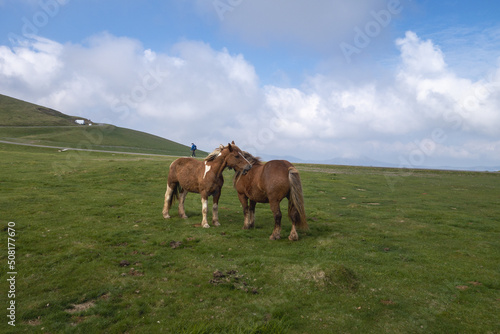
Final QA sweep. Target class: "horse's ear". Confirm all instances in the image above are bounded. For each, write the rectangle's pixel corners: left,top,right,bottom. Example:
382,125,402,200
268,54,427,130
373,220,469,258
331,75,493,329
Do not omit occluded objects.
231,141,235,144
227,143,233,152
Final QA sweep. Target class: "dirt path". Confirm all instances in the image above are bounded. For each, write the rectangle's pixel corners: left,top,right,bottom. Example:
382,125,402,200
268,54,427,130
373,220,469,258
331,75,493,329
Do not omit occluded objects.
0,140,183,158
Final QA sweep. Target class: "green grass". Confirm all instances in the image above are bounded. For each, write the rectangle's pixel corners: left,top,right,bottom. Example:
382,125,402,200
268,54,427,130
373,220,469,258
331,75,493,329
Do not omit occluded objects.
0,94,86,126
0,125,200,156
0,93,205,156
0,143,499,333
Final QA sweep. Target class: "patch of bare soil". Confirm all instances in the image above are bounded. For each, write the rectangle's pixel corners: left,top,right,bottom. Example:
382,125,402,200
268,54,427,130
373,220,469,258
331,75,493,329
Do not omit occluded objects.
209,270,260,294
307,265,360,292
119,260,130,267
125,267,144,276
380,300,396,305
26,316,42,326
169,241,182,249
65,300,96,314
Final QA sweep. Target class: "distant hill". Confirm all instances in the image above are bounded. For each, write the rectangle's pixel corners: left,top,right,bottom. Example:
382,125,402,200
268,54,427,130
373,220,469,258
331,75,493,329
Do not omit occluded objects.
0,94,93,126
0,94,204,156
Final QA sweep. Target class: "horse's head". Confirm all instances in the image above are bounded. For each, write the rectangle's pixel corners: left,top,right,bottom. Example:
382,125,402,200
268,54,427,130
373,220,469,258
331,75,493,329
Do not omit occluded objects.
223,142,252,175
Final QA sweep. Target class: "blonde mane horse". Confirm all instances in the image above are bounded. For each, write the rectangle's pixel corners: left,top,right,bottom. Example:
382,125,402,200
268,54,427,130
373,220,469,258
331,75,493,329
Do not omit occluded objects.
163,142,252,228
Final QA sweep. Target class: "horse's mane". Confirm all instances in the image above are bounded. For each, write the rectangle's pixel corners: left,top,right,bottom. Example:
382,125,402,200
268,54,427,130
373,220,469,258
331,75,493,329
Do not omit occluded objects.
240,151,262,165
233,151,262,183
205,145,225,162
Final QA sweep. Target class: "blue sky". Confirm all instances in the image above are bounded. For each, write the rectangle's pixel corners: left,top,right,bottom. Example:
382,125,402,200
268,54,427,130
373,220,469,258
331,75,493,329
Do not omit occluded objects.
1,0,500,169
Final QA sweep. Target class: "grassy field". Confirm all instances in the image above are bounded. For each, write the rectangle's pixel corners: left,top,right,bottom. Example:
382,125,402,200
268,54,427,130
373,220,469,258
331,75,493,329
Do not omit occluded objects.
0,143,499,333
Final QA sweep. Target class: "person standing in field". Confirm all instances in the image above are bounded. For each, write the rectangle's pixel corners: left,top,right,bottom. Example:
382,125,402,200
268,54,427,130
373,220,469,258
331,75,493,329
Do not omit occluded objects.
191,143,197,157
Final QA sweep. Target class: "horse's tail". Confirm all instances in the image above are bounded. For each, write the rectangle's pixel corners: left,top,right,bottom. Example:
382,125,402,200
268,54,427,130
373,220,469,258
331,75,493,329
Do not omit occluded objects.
163,162,181,216
163,181,181,218
168,182,181,206
288,167,308,230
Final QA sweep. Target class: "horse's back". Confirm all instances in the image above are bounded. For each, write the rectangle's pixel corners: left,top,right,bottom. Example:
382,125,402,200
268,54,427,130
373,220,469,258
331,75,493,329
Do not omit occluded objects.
168,158,201,183
261,160,295,196
263,160,294,178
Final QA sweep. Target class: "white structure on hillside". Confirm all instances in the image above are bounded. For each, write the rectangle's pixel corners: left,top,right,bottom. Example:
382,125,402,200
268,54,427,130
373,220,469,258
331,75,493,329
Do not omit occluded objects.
75,119,85,125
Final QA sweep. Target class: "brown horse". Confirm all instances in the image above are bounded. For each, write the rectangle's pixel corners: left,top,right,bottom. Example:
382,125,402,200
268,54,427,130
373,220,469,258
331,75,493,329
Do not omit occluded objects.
233,152,308,241
163,142,252,228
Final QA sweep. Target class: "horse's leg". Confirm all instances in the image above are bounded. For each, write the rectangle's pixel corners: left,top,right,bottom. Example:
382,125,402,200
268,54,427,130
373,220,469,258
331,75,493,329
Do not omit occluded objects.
212,191,221,227
248,200,257,228
238,193,251,229
288,222,299,241
201,195,210,228
162,184,174,219
178,188,188,219
269,200,282,240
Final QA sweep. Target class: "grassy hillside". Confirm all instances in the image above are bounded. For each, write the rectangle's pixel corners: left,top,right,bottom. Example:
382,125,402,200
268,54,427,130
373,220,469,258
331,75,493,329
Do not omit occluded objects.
0,94,203,156
0,94,90,126
0,143,499,333
0,125,198,156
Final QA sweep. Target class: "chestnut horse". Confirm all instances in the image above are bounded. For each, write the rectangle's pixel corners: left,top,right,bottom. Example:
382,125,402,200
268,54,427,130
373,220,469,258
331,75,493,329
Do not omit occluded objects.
233,152,308,241
163,142,252,228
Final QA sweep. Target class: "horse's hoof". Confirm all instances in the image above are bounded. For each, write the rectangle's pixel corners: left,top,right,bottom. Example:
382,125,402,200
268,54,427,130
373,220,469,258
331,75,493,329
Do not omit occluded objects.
213,222,221,227
180,215,188,219
288,234,299,241
269,234,280,240
163,213,171,219
242,223,254,229
202,224,210,228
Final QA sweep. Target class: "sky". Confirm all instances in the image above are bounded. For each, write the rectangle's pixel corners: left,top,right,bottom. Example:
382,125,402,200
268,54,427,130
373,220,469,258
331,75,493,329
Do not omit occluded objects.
0,0,500,169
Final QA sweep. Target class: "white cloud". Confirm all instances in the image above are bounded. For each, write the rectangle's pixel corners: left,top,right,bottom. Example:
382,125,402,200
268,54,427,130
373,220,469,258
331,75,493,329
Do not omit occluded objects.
416,25,500,80
0,36,63,91
0,31,499,168
396,31,446,74
250,30,500,166
395,31,500,138
0,33,262,149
